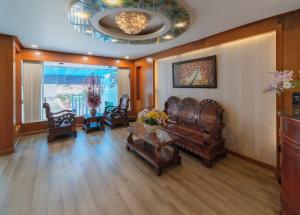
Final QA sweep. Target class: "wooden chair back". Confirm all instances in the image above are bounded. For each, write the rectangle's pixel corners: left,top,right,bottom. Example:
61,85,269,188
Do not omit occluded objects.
196,99,224,129
164,96,181,122
178,98,198,128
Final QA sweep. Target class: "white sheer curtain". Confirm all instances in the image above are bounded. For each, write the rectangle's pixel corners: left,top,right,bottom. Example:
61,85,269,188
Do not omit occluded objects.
118,69,130,97
118,68,130,109
22,62,43,123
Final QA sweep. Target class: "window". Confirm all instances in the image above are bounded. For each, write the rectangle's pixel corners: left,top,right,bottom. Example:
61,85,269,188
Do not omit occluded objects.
22,62,121,123
43,62,119,118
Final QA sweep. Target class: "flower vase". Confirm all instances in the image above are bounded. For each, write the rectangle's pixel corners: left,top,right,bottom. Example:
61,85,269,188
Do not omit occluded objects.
144,124,158,133
90,108,97,116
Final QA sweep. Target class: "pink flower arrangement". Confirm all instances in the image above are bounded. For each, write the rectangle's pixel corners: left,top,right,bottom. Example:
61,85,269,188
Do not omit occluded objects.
84,76,104,109
264,70,296,94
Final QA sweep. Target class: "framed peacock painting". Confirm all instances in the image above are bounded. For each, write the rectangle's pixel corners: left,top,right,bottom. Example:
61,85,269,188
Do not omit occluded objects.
172,55,217,88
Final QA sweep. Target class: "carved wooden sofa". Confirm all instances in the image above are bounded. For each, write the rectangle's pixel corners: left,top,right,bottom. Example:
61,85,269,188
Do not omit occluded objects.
43,103,77,143
163,96,227,167
104,94,130,129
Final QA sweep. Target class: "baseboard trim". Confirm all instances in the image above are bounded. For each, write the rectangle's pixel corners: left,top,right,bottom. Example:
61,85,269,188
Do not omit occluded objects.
22,130,47,136
14,134,22,150
228,150,276,172
0,148,15,156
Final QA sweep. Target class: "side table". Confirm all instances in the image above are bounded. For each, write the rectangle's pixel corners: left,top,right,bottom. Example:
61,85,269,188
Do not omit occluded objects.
82,113,105,133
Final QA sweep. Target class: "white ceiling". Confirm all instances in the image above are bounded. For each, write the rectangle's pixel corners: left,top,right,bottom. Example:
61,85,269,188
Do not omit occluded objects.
0,0,300,59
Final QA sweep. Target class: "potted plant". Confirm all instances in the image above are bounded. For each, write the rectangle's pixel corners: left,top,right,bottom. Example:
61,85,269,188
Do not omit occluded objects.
138,109,168,132
84,76,104,115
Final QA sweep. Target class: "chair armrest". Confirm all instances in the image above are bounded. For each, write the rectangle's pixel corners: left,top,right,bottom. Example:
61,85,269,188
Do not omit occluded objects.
118,108,128,116
110,108,127,117
52,110,74,115
104,106,118,115
53,113,76,127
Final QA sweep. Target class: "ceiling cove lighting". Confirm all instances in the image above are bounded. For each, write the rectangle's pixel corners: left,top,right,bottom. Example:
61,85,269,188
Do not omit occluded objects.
68,0,190,45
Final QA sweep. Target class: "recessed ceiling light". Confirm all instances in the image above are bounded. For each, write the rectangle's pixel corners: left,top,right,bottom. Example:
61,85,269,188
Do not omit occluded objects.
103,0,121,6
88,52,93,55
146,57,153,63
163,35,173,40
174,22,186,28
85,29,93,34
125,56,130,59
83,56,88,60
31,44,38,48
116,60,120,64
35,51,41,56
73,11,89,19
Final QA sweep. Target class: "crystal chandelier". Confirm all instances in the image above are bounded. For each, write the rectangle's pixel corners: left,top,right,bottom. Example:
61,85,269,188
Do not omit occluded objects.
115,11,149,35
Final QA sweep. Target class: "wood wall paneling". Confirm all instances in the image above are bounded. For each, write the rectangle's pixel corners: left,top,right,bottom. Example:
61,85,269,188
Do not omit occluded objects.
282,11,300,113
133,58,154,113
276,22,284,180
0,35,15,154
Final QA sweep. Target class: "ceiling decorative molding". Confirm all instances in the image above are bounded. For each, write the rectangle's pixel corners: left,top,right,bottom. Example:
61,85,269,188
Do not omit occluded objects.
68,0,190,45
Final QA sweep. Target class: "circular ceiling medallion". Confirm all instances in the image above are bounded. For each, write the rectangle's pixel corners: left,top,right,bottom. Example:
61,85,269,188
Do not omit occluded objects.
68,0,190,45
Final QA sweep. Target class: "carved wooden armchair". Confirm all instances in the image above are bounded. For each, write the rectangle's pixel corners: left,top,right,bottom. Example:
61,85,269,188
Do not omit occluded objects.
104,94,130,129
43,103,77,142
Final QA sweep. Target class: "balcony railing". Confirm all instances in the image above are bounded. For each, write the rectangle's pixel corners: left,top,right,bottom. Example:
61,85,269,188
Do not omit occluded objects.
71,95,102,116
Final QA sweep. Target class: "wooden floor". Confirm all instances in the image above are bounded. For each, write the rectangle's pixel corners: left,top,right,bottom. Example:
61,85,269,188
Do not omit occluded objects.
0,127,280,215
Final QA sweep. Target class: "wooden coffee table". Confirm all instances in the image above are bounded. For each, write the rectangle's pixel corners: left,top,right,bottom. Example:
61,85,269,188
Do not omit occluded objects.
127,123,181,176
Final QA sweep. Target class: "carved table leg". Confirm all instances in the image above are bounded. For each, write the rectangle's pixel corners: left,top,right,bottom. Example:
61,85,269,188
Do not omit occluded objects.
203,159,212,168
155,167,162,176
101,117,105,130
173,144,182,165
126,133,133,151
82,118,87,130
155,148,162,176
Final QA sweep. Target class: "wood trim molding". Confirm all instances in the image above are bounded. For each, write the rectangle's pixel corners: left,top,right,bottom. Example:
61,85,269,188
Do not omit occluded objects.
275,22,284,179
22,130,47,137
228,150,276,172
0,148,15,156
144,18,277,60
20,48,133,68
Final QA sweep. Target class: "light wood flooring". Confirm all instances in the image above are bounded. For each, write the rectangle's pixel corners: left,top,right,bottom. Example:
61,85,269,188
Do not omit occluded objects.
0,127,280,215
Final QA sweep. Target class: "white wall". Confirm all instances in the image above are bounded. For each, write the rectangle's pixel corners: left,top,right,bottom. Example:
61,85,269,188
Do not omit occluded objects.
155,32,276,166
